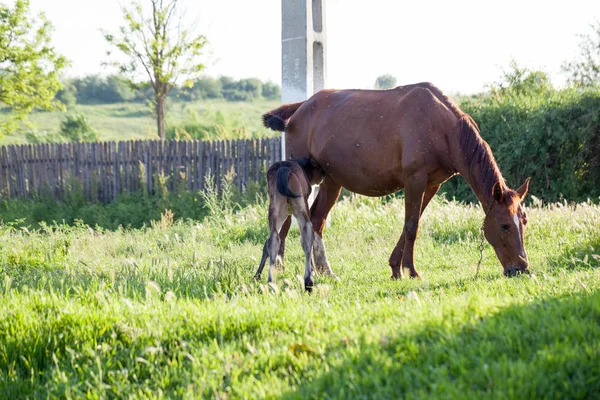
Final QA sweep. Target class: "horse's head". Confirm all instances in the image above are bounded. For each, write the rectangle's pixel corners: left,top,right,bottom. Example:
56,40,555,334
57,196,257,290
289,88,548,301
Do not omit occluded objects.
483,178,531,276
293,156,326,186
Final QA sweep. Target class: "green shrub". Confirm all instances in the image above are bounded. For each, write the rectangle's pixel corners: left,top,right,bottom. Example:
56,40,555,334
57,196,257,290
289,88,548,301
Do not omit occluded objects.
440,64,600,204
447,87,600,204
58,113,99,142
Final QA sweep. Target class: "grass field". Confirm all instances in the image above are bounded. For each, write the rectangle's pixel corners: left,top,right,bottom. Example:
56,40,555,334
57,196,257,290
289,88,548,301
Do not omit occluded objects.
0,194,599,398
0,99,280,144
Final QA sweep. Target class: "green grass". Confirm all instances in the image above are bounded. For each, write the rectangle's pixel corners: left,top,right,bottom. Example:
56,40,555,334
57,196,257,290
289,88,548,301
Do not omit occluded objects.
0,195,599,398
0,99,280,144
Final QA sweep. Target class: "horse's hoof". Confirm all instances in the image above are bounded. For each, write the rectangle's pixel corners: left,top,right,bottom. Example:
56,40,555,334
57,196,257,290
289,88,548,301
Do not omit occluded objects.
390,266,404,279
253,274,261,281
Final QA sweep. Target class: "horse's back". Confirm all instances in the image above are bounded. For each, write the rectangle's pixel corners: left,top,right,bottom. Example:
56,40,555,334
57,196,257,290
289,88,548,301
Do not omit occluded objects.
284,84,460,195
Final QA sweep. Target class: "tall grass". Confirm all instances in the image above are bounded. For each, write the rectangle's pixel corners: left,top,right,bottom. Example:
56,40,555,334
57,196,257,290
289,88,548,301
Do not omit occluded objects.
0,194,599,398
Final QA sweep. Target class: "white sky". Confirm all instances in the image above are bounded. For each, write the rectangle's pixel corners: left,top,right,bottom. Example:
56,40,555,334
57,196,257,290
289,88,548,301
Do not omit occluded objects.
28,0,598,94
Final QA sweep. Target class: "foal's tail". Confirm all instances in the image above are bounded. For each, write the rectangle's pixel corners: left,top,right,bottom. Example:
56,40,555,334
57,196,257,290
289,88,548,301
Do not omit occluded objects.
276,166,301,198
262,101,305,131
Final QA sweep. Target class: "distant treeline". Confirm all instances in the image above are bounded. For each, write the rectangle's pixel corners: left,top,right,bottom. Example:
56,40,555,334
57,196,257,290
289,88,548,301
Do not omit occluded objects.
57,75,281,105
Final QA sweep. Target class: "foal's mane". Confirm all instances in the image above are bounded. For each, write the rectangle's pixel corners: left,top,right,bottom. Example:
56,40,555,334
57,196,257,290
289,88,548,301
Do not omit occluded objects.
416,82,506,199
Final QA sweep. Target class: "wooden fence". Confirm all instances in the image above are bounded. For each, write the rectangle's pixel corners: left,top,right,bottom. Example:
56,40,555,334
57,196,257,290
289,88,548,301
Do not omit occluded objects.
0,137,282,202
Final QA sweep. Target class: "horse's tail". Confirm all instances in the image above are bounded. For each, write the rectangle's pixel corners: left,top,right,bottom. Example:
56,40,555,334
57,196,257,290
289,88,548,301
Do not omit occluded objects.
262,101,305,131
276,166,301,198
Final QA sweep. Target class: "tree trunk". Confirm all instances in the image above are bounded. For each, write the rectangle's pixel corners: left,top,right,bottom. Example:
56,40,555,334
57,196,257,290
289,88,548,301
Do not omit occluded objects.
155,94,167,140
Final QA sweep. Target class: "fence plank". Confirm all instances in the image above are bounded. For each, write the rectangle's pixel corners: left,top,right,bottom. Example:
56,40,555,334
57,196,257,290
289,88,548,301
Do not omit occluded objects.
0,137,274,202
0,146,7,196
198,141,205,191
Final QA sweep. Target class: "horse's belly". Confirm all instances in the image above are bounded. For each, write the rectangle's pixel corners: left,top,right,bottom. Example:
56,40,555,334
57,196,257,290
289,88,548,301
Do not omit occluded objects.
318,153,405,196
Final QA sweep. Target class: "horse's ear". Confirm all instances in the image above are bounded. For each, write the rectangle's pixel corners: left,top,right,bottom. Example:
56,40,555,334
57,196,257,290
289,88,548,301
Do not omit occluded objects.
516,177,531,200
492,182,504,202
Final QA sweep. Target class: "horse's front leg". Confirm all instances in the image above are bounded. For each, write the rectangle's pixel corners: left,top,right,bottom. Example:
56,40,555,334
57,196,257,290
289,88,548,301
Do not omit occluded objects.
399,172,430,278
389,184,440,278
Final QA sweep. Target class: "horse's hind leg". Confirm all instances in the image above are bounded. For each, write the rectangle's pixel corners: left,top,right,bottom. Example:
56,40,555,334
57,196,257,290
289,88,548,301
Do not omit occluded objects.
292,198,314,292
310,177,342,277
276,216,292,268
389,184,440,278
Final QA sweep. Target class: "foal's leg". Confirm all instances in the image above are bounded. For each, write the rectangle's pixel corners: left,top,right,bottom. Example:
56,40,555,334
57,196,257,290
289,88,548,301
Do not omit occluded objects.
390,184,440,278
291,198,314,292
310,177,342,277
399,172,428,278
254,241,269,280
276,216,292,267
266,230,281,283
257,196,287,283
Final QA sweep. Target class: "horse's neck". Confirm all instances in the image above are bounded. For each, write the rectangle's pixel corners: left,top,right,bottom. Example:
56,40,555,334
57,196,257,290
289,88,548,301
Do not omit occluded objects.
453,153,499,210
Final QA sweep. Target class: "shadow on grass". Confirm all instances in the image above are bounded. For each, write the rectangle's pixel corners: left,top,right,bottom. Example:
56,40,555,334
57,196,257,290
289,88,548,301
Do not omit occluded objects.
282,289,600,399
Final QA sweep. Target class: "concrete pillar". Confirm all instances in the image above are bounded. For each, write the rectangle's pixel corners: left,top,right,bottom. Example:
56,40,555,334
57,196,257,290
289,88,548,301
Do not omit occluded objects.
281,0,327,105
281,0,327,162
281,0,327,209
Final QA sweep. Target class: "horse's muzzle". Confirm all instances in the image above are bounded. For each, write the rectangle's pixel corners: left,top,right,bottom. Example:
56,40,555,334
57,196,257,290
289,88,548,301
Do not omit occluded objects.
504,266,530,277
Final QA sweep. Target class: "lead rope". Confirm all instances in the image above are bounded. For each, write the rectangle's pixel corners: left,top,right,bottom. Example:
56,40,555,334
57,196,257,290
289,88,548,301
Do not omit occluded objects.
475,202,494,278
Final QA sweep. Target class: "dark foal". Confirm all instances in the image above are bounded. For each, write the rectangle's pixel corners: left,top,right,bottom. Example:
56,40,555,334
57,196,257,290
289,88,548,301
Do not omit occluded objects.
254,158,325,291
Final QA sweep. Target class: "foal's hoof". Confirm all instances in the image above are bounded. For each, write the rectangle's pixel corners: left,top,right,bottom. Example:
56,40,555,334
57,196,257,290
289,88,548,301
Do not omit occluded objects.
315,264,336,277
253,274,261,281
391,266,404,279
276,256,285,271
304,278,314,293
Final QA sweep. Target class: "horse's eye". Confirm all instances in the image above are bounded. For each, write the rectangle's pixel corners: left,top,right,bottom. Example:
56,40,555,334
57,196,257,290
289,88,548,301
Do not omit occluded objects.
500,224,510,232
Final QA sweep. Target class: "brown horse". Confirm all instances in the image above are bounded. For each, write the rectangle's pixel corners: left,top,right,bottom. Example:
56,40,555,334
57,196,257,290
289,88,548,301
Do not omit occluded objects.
263,82,531,278
254,158,325,291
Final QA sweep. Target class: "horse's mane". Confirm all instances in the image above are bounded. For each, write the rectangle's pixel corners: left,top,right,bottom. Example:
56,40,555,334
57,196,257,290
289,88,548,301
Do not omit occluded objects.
416,82,506,198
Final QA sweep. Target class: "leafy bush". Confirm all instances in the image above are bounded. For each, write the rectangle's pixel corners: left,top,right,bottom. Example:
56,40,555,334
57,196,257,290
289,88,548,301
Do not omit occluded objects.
262,81,281,100
444,64,600,203
222,77,263,102
58,113,99,142
69,74,135,104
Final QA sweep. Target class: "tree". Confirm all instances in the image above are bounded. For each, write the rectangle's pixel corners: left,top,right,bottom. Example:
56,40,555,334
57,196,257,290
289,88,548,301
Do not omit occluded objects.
563,20,600,87
103,0,207,139
0,0,68,136
192,77,222,99
491,60,553,98
262,81,281,100
375,74,397,89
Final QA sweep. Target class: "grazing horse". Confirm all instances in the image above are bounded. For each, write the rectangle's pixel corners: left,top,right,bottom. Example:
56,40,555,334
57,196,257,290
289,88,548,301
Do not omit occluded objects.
262,82,531,278
254,158,325,291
